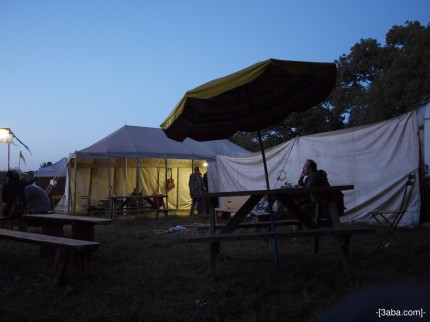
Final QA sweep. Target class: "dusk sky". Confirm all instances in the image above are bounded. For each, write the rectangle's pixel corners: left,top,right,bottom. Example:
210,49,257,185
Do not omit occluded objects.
1,0,429,171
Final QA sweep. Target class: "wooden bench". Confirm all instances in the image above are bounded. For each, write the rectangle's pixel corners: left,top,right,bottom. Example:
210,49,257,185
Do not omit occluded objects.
189,226,375,242
109,208,176,221
196,219,305,231
0,228,100,286
189,225,376,281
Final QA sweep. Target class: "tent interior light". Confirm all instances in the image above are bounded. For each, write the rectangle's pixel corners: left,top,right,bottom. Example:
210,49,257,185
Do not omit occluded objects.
203,162,208,167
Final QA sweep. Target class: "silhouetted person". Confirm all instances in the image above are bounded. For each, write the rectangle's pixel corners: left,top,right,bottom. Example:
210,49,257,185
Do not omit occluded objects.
297,159,331,223
189,167,206,215
2,170,27,229
25,183,51,214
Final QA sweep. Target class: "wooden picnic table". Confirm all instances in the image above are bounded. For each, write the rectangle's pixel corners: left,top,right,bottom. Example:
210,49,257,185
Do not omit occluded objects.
189,185,375,281
107,194,172,220
24,213,111,259
24,213,111,241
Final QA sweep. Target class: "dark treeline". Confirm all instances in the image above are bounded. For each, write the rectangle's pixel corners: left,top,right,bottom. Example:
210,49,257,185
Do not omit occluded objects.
231,21,430,151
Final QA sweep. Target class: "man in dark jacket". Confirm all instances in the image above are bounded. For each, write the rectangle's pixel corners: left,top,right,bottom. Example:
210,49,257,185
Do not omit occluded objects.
298,159,329,188
2,170,26,217
189,167,206,215
2,170,27,230
297,159,331,223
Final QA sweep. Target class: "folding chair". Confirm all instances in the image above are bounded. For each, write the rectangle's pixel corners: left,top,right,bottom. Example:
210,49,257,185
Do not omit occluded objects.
370,174,416,251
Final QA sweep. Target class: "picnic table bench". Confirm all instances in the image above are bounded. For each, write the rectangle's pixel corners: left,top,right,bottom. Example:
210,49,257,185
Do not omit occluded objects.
190,225,375,248
196,219,303,231
189,186,376,281
0,228,99,286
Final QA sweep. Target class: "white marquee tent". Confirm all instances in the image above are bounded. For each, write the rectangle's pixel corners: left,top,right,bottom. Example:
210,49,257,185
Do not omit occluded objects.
209,105,430,226
65,125,249,214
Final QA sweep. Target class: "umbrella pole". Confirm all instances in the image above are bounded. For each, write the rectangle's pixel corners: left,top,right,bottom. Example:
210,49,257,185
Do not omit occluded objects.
257,131,271,191
257,130,279,265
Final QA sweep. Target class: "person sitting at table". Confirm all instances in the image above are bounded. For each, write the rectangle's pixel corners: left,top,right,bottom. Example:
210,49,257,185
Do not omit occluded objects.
297,159,331,224
25,183,51,214
298,159,330,189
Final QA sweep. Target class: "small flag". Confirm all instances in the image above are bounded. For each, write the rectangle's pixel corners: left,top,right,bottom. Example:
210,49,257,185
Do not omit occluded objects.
10,130,31,154
19,150,26,165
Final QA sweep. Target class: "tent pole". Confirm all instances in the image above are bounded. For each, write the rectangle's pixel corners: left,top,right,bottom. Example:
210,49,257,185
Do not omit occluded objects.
137,156,140,194
7,143,10,170
165,158,168,208
108,156,112,197
88,167,93,211
176,167,179,210
124,157,127,195
73,153,77,215
66,156,72,214
257,130,270,191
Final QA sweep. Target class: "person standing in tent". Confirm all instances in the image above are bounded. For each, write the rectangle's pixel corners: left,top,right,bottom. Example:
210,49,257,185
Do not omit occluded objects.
189,166,206,215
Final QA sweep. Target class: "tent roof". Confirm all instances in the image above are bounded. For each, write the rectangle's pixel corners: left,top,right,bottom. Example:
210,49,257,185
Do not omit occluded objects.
74,125,249,160
34,157,68,177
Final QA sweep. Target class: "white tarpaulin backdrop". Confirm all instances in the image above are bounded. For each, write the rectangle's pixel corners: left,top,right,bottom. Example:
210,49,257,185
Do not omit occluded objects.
209,111,420,226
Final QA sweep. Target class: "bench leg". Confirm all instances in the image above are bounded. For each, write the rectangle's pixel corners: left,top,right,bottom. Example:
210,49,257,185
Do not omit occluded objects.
80,253,93,278
53,247,71,286
337,234,354,278
41,224,65,258
52,249,93,286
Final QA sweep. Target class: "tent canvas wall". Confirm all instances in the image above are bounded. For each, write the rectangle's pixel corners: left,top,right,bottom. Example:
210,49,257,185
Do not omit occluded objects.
209,106,428,227
66,125,249,214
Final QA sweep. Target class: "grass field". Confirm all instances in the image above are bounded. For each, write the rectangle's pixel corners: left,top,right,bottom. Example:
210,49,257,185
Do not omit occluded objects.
1,214,429,322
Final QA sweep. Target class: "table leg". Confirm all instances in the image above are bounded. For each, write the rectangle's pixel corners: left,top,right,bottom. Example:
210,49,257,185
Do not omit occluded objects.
71,222,95,266
72,222,95,241
207,196,220,281
328,200,341,227
41,223,65,258
209,196,220,253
